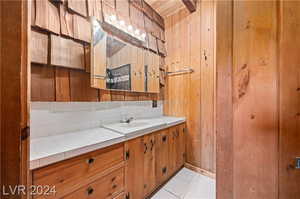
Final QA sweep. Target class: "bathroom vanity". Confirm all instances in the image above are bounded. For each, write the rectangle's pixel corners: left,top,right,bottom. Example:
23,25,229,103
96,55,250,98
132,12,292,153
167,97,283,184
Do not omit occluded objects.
30,117,186,199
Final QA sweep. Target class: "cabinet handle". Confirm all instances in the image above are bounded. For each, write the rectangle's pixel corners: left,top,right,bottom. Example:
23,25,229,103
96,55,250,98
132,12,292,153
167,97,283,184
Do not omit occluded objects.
162,167,167,174
162,135,167,142
87,187,94,195
112,184,117,189
144,143,148,154
150,139,154,151
87,158,95,164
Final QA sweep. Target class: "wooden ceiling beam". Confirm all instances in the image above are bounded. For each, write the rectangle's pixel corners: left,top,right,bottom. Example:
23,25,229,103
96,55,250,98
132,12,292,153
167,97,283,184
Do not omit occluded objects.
182,0,197,13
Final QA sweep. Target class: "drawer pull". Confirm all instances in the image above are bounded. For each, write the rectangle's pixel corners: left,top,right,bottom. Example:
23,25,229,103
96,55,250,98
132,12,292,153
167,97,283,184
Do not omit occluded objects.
87,158,95,164
144,143,148,154
112,184,117,189
150,139,154,151
87,187,94,195
162,136,167,142
162,167,167,174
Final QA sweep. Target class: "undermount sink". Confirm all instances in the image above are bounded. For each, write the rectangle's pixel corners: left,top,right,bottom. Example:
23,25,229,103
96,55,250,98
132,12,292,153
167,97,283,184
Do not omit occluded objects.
118,121,150,128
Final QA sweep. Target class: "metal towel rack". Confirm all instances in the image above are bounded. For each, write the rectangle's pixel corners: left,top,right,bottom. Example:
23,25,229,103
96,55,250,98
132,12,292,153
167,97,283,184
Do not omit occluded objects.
166,68,194,75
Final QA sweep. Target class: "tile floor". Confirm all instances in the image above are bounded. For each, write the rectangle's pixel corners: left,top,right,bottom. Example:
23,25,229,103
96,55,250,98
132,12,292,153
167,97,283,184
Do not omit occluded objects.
151,168,216,199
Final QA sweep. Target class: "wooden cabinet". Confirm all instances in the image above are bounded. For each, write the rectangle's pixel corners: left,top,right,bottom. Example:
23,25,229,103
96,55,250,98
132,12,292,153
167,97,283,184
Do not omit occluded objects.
125,137,145,199
155,129,169,185
32,143,124,199
32,123,186,199
143,134,156,197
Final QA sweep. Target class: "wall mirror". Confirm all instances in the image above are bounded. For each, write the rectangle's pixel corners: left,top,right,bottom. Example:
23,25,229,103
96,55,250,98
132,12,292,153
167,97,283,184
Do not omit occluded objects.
90,18,160,93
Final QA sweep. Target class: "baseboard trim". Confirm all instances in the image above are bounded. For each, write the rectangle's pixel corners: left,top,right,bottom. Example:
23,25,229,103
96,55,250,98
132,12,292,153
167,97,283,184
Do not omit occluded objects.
184,163,216,179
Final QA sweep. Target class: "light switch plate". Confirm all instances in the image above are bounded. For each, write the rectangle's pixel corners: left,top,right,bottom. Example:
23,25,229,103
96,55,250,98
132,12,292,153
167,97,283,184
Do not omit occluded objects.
296,157,300,169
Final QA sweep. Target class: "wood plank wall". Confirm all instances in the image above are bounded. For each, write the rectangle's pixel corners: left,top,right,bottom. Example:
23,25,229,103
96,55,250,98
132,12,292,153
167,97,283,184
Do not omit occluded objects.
164,0,216,173
30,0,165,102
216,1,300,199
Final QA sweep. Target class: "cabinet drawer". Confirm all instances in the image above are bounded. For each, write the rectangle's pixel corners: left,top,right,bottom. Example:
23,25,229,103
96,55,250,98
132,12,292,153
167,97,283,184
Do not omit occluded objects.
63,167,125,199
33,143,124,199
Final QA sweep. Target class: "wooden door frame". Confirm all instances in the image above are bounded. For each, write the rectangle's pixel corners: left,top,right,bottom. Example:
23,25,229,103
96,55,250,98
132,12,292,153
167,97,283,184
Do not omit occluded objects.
1,0,30,198
215,0,233,199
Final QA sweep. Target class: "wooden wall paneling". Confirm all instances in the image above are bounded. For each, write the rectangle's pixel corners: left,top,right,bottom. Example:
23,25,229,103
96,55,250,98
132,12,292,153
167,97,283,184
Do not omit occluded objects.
130,4,145,30
103,0,116,8
84,45,91,72
124,92,139,101
215,0,234,198
51,34,85,70
157,39,166,56
279,1,300,198
199,0,215,173
142,0,153,19
35,0,60,34
148,34,157,53
152,11,164,28
67,0,87,17
130,0,142,10
87,0,103,22
116,0,130,23
73,14,91,43
31,0,35,25
31,64,55,101
60,4,74,37
144,15,154,35
233,1,278,198
155,130,169,184
152,22,161,39
111,91,125,101
69,69,99,101
102,2,117,24
182,0,197,13
55,67,71,101
99,89,112,101
1,0,30,197
159,26,165,41
31,30,48,64
136,47,145,92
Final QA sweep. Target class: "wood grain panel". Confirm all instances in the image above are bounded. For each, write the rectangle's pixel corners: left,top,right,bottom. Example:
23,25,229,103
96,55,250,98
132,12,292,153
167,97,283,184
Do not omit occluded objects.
70,70,99,101
73,14,91,43
55,67,71,101
279,1,300,198
50,35,85,69
31,30,48,64
116,0,130,23
87,0,103,21
233,1,278,198
60,4,74,37
68,0,87,17
31,64,55,101
215,1,233,198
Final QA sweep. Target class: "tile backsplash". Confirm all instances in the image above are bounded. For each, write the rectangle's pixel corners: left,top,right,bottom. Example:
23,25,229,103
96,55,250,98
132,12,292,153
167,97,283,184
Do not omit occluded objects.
31,101,163,139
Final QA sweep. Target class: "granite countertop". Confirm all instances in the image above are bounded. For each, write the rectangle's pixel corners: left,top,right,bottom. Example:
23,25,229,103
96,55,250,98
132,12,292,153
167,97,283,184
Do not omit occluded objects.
30,116,186,170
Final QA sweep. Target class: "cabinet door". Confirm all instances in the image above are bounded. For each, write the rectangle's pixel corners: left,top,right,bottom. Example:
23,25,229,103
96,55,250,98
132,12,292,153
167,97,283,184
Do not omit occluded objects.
168,127,177,177
155,129,169,185
143,134,156,197
176,124,186,170
125,137,145,199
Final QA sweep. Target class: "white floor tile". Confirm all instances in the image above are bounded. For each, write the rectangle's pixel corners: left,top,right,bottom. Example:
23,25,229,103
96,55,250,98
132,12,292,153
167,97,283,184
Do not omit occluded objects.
163,175,191,198
151,189,179,199
151,168,215,199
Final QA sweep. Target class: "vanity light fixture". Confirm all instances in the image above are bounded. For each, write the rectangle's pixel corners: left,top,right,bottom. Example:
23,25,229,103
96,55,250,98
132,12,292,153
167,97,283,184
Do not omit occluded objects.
104,14,146,42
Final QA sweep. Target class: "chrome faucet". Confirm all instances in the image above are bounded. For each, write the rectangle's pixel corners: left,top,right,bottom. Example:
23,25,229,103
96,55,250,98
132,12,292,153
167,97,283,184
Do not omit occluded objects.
120,117,134,124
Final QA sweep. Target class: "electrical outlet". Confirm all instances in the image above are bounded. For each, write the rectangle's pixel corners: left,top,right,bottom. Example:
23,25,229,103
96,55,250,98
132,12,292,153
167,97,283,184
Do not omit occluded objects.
296,157,300,169
152,100,157,108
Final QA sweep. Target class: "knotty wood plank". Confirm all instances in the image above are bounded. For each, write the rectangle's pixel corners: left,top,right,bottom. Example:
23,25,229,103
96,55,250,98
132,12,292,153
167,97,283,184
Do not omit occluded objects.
233,1,278,198
111,91,125,101
99,90,112,101
157,39,166,56
182,0,197,13
279,1,300,198
87,0,103,21
68,0,87,17
130,4,145,30
116,0,130,23
124,92,139,101
31,30,48,64
55,67,71,101
69,70,99,101
148,34,157,52
31,64,55,101
215,1,234,199
50,34,85,70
